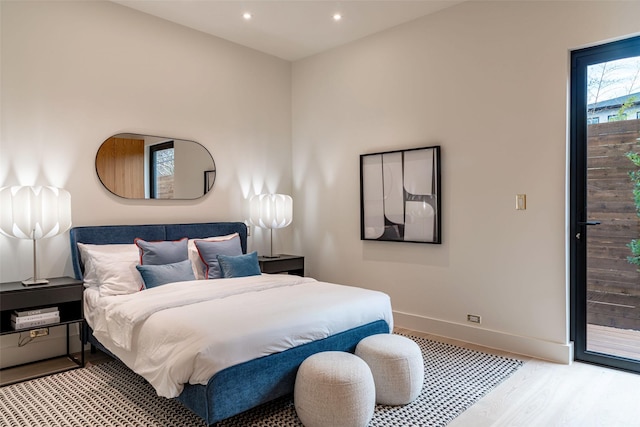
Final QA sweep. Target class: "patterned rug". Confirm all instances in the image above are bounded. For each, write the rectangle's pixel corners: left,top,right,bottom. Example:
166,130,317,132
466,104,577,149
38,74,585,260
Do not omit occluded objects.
0,336,523,427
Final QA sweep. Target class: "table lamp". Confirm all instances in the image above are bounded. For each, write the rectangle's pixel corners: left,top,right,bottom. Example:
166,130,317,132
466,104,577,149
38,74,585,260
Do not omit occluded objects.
249,193,292,258
0,186,72,285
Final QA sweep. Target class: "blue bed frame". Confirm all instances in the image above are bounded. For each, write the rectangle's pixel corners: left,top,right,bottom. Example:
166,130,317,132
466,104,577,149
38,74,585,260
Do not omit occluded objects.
69,222,389,425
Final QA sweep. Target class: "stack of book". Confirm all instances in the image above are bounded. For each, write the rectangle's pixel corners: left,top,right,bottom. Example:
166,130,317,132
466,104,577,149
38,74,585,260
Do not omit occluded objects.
11,307,60,330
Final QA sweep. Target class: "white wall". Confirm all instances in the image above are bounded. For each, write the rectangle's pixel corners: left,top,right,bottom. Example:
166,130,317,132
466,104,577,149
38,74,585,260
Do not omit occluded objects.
292,1,640,363
0,0,291,367
0,0,292,284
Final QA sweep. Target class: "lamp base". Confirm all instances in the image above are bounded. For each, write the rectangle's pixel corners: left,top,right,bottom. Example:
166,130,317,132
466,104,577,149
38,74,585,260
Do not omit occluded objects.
21,278,49,286
261,254,282,259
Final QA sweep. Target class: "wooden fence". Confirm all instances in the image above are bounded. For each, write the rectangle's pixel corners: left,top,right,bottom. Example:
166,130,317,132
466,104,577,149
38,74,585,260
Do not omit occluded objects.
587,119,640,330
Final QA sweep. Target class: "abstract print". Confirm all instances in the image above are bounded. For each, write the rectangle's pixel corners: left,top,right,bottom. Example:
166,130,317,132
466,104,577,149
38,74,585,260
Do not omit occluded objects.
361,146,440,243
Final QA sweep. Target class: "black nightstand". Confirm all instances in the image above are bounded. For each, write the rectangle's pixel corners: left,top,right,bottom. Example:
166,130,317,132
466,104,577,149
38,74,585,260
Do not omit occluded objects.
258,255,304,276
0,277,85,385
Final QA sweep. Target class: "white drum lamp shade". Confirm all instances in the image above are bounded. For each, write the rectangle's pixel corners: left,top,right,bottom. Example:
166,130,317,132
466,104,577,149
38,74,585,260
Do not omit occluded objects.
249,194,292,258
0,186,72,285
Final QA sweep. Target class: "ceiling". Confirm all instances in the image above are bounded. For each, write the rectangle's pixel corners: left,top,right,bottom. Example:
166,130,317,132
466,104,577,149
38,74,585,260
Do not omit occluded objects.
113,1,463,61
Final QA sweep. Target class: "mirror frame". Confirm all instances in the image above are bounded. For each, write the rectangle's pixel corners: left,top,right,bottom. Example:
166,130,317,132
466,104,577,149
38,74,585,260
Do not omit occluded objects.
95,133,216,200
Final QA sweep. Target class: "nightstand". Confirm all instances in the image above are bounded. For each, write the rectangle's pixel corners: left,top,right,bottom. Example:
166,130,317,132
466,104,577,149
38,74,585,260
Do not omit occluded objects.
0,277,85,385
258,255,304,276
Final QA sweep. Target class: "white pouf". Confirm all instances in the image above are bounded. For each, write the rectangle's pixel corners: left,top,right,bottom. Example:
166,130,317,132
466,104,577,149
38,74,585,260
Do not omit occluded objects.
355,334,424,405
294,351,375,427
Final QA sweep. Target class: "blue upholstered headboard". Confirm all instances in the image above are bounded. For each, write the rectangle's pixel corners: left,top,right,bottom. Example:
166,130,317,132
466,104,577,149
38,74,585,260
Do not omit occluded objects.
69,222,247,280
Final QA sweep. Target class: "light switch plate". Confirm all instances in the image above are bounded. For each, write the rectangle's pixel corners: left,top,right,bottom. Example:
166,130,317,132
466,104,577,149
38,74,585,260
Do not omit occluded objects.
516,194,526,210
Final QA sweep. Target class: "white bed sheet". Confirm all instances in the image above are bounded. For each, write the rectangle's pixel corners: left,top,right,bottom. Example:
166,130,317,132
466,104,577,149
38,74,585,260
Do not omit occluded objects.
83,274,393,398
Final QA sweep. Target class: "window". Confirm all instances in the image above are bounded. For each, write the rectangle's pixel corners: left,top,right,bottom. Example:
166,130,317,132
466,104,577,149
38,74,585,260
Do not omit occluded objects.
149,141,175,199
587,117,600,124
608,113,627,122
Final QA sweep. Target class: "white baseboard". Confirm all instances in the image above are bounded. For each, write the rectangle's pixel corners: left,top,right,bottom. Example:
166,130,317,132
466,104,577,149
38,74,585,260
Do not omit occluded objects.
0,324,84,369
394,310,573,364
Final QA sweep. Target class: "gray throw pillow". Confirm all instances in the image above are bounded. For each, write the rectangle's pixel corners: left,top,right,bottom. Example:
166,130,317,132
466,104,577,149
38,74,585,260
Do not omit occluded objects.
194,236,243,279
135,238,189,265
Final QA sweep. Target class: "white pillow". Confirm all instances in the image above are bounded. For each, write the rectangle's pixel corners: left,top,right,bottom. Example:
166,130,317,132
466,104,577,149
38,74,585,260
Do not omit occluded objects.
77,243,143,296
79,243,134,286
188,233,239,279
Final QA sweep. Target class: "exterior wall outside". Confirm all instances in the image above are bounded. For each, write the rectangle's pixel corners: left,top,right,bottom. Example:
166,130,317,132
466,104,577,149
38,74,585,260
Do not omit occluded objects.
587,106,640,124
292,1,640,362
588,92,640,123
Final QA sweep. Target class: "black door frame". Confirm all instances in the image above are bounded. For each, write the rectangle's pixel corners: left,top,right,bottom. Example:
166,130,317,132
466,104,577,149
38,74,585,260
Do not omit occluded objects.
149,140,175,199
570,35,640,372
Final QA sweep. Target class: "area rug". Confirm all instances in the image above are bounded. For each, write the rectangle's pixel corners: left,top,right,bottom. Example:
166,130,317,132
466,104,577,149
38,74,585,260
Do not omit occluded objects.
0,336,523,427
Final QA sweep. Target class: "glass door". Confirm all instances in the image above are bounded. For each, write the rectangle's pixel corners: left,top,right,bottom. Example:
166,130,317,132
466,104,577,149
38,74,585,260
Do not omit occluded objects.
571,36,640,372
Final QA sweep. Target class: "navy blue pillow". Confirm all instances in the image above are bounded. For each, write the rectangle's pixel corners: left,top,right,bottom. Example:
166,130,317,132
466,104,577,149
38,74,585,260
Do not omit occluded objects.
217,252,261,278
136,259,195,288
135,238,188,265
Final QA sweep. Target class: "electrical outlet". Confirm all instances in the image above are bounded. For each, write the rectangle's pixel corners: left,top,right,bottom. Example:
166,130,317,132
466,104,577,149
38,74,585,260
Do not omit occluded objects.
467,314,481,324
29,328,49,338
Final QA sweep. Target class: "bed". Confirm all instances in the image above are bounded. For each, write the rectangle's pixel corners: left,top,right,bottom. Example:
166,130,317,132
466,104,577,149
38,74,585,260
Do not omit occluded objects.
69,222,392,425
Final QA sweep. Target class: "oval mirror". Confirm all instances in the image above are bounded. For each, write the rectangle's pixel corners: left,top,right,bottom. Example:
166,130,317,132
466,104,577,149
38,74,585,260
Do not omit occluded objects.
96,133,216,200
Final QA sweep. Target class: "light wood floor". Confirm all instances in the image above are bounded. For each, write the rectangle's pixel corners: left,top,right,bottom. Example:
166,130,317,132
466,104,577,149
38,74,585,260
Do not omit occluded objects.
588,324,640,360
396,327,640,427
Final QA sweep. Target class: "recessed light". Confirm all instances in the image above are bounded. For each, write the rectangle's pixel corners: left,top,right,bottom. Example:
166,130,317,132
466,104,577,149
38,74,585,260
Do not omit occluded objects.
333,13,342,21
243,12,252,20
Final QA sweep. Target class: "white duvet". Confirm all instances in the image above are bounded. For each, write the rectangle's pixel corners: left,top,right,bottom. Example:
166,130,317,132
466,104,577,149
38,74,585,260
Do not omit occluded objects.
84,274,393,398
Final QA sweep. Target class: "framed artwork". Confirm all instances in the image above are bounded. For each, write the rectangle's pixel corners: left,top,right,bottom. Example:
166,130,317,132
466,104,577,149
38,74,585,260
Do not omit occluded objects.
360,145,441,244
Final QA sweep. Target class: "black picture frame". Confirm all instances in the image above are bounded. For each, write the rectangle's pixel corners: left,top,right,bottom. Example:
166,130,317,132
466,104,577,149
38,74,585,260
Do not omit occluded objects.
360,145,441,244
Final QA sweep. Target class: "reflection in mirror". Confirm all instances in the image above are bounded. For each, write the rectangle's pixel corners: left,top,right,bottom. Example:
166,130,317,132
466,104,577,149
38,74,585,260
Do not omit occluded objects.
96,133,216,200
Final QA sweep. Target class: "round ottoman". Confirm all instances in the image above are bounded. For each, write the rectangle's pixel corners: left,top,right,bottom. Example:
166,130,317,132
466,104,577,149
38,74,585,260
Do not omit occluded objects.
294,351,375,427
355,334,424,405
